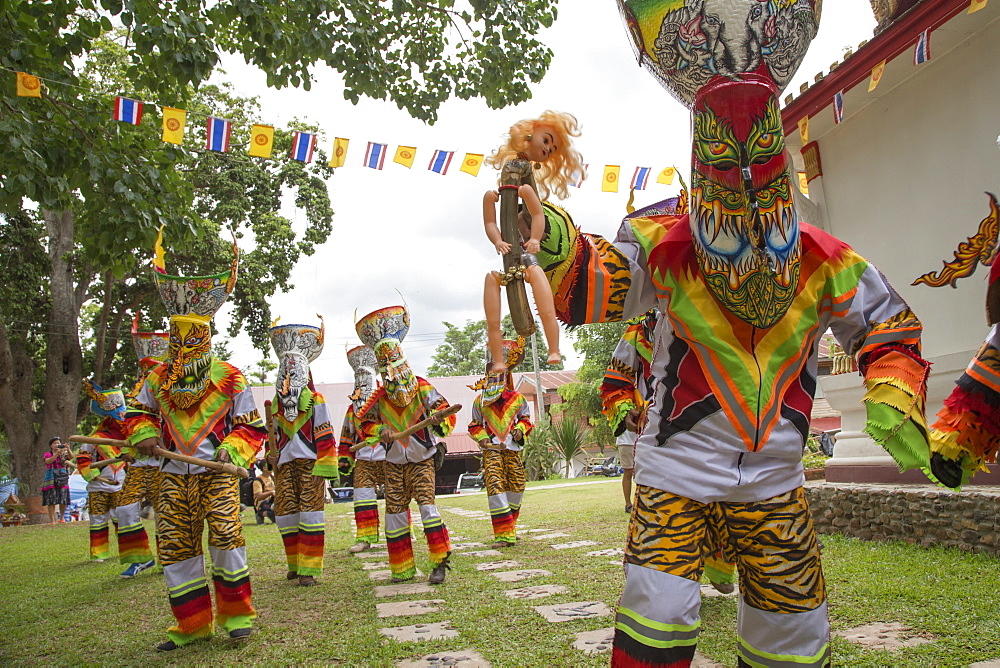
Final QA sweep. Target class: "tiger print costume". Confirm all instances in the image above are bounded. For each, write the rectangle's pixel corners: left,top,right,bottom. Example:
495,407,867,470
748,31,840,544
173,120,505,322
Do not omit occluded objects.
273,458,327,579
77,416,126,561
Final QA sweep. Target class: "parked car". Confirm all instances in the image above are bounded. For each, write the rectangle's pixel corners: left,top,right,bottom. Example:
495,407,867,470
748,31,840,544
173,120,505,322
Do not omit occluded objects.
454,472,485,494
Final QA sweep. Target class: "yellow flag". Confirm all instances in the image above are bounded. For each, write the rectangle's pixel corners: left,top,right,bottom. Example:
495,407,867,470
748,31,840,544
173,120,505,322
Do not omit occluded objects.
16,72,41,97
330,137,349,168
161,107,186,145
393,146,416,168
460,153,484,177
798,172,809,196
969,0,988,12
868,60,886,92
656,167,676,185
153,225,166,273
248,124,274,158
602,166,621,193
798,116,809,146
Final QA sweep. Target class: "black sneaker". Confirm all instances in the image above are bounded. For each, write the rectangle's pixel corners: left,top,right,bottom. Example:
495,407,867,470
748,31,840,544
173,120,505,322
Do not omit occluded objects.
229,628,252,641
429,554,452,585
155,640,178,652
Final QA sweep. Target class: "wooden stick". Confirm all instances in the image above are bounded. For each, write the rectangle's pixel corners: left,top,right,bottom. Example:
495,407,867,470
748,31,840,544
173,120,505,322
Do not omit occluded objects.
263,400,276,469
349,404,462,452
69,435,249,479
90,456,127,469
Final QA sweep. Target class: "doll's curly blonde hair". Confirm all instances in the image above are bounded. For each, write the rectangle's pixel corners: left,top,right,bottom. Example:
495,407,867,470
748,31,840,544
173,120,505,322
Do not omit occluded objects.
486,110,583,201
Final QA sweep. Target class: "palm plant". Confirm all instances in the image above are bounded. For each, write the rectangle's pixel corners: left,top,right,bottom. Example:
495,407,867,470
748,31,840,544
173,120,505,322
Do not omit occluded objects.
550,418,591,479
521,420,560,481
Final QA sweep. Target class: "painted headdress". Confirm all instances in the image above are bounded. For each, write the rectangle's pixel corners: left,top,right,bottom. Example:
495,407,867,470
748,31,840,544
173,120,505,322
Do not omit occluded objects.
152,226,239,408
269,316,325,421
355,305,418,407
617,0,821,329
131,312,169,374
82,378,127,421
469,336,527,406
346,345,378,414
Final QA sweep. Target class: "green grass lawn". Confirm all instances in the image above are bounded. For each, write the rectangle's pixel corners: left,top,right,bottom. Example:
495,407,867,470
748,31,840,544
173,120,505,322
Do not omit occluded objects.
1,480,997,667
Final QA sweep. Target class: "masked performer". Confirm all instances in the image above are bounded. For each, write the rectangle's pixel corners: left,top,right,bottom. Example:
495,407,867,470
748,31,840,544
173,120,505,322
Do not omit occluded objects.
128,232,265,651
77,381,128,562
467,337,532,548
356,305,455,584
529,3,940,665
600,303,736,595
112,314,170,578
339,344,386,554
482,110,585,372
267,318,336,587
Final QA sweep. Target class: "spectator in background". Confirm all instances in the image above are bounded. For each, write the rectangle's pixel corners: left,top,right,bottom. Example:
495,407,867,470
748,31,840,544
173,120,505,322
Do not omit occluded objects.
253,465,275,525
42,437,72,524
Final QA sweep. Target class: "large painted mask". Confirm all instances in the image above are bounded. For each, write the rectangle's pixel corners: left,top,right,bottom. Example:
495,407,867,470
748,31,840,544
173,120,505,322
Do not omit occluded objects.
83,379,127,421
151,227,238,408
347,345,378,414
270,317,325,421
469,337,527,406
356,305,418,407
131,312,169,376
616,0,820,328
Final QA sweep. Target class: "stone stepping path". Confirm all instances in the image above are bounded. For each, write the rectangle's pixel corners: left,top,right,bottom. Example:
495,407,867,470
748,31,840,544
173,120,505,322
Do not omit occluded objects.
550,540,599,550
376,599,446,618
370,568,422,581
354,550,390,559
396,650,491,667
460,549,502,558
523,528,553,533
587,548,624,557
836,622,932,650
573,628,615,654
380,621,460,642
530,532,570,541
490,569,552,583
375,582,436,598
504,584,567,600
473,560,519,571
361,561,390,571
532,601,612,622
450,542,486,550
969,661,1000,667
443,508,490,519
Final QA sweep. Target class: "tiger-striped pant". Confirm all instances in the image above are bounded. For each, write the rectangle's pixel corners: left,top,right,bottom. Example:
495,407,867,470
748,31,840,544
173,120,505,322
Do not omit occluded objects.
88,490,118,561
482,448,525,543
274,458,326,577
158,472,255,646
115,465,160,564
384,459,450,579
612,485,829,668
353,459,386,543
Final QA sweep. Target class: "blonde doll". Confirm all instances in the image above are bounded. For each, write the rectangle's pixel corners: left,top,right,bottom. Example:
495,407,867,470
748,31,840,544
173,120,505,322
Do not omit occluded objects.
482,110,584,371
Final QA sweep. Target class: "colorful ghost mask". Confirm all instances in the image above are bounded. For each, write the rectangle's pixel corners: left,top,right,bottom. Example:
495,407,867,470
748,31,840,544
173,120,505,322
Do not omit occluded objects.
131,312,169,375
617,0,820,328
356,305,418,407
83,379,127,421
151,228,238,409
469,337,527,406
347,345,378,414
270,317,325,421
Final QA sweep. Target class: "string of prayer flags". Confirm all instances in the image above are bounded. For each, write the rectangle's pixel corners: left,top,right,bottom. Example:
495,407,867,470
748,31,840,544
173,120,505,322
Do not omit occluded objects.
868,60,886,92
248,124,274,158
16,72,41,97
798,116,809,145
656,167,676,186
364,142,387,170
206,117,232,153
630,167,651,190
394,146,416,168
330,137,349,168
602,165,620,193
969,0,987,13
573,164,589,188
290,131,316,163
113,96,142,125
460,153,483,177
914,29,931,64
162,107,186,145
428,150,454,175
833,90,844,125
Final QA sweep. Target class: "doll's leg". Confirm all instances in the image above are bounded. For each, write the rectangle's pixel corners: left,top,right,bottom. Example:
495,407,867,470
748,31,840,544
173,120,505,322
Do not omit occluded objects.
484,272,507,372
525,265,560,364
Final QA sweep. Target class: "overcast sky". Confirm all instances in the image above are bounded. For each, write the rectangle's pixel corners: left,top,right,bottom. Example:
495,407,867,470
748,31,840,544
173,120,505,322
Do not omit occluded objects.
215,1,877,384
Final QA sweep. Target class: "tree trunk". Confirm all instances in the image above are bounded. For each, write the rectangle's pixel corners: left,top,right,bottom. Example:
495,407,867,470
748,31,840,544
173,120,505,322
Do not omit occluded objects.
0,319,41,518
